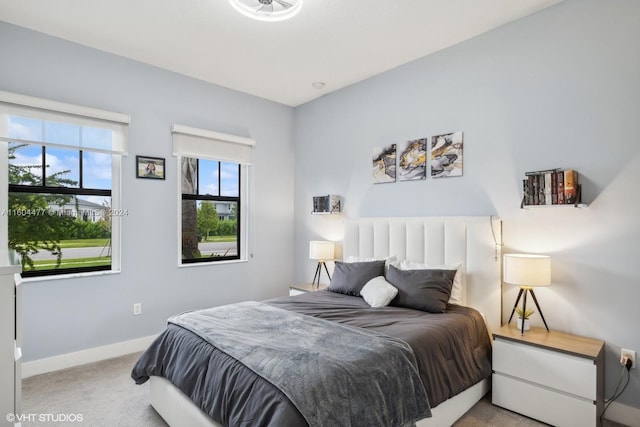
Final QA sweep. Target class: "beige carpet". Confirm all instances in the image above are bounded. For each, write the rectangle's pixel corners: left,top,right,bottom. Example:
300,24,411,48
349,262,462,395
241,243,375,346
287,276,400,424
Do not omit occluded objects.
22,352,625,427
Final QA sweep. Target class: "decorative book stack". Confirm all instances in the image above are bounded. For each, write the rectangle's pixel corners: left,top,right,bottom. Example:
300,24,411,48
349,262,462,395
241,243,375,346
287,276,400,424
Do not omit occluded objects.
521,169,581,207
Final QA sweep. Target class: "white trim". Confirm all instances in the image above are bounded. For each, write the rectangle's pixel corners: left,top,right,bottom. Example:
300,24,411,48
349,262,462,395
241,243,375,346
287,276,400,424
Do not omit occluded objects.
0,90,129,155
171,124,254,164
177,259,248,268
176,156,182,266
171,124,255,147
0,141,8,261
0,90,130,124
0,136,123,156
605,401,640,427
21,334,157,378
19,269,121,284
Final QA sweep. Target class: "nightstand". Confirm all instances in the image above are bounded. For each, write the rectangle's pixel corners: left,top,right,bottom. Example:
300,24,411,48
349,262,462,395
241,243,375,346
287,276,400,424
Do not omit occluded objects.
289,283,328,296
492,325,604,427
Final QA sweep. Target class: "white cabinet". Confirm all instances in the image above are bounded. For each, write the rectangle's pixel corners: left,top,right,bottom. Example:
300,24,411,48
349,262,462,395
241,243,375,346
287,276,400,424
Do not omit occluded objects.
1,253,21,427
492,325,604,427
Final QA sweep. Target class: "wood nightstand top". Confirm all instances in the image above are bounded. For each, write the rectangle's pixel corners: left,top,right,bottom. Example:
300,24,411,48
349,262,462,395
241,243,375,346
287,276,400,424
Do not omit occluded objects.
290,283,328,293
493,324,604,361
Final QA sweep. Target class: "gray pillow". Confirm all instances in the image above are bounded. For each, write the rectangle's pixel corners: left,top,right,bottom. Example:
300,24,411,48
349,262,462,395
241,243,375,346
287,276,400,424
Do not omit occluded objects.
386,264,456,313
328,260,386,296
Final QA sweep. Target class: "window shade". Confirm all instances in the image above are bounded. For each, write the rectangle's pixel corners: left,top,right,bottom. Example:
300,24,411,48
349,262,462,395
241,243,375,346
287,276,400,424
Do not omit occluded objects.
0,90,129,155
172,124,255,165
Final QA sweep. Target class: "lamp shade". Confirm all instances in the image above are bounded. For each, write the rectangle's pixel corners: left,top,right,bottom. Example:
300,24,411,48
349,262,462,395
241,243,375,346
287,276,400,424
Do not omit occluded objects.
309,241,334,261
504,254,551,287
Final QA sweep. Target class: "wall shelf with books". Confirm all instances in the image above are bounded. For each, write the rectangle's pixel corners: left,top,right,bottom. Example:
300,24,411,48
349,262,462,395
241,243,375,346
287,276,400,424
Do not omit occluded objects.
520,169,587,209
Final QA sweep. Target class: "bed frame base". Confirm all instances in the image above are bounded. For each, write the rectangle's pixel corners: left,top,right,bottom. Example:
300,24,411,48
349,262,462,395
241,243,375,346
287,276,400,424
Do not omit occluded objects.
149,375,490,427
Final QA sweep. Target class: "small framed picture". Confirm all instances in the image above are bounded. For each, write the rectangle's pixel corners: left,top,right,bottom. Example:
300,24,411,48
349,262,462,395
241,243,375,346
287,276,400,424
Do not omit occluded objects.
136,155,165,180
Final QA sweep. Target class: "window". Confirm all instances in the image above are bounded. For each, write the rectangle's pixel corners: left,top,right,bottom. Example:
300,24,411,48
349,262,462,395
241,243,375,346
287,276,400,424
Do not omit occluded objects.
0,90,128,277
172,125,254,265
181,159,240,262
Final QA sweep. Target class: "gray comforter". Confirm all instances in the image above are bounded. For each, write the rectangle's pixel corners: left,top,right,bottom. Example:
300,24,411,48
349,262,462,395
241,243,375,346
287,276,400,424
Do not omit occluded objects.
168,301,430,427
132,291,492,427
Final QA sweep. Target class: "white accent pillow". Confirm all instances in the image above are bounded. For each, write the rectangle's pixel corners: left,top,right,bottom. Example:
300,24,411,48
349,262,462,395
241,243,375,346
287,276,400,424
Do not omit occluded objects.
360,276,398,308
399,260,463,305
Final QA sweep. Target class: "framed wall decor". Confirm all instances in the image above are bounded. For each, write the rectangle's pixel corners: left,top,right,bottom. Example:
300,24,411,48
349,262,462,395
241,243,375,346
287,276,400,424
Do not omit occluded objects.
431,131,463,178
398,138,427,181
136,155,165,180
372,144,397,183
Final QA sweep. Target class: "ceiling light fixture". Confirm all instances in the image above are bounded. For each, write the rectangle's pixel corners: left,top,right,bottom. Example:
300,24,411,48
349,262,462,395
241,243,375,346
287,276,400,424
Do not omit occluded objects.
228,0,303,22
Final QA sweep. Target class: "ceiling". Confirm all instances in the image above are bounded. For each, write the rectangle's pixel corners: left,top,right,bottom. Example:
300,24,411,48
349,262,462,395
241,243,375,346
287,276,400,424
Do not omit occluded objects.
1,0,563,107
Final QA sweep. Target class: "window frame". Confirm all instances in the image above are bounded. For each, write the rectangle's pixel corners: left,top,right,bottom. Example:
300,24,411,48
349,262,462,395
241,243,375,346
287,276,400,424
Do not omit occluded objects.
0,90,128,279
8,145,116,277
172,124,253,267
181,159,242,264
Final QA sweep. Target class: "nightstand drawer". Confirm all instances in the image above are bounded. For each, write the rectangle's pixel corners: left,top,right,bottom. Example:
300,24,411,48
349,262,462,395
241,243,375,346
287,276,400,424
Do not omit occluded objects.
493,338,597,400
493,373,596,427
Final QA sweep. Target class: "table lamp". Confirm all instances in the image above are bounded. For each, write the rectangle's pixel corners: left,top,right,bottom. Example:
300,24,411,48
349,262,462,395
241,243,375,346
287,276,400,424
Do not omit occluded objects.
309,241,334,287
504,254,551,334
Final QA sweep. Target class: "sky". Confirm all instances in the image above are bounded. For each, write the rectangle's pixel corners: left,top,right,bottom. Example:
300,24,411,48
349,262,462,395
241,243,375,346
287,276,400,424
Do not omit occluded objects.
8,115,239,202
198,159,239,197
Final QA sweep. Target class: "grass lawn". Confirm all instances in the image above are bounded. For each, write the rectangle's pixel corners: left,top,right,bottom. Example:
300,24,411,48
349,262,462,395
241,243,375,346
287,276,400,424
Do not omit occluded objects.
30,256,111,270
25,235,235,272
57,239,110,248
201,235,236,242
44,236,232,248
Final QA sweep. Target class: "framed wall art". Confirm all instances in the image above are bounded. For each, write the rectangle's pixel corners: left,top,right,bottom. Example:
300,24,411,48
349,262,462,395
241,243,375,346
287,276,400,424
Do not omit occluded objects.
136,155,165,180
372,144,396,183
398,138,427,181
431,131,463,178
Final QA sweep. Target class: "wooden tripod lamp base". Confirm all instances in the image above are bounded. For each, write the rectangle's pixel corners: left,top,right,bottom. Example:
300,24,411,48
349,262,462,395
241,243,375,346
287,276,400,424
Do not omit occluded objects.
503,254,552,335
309,241,335,288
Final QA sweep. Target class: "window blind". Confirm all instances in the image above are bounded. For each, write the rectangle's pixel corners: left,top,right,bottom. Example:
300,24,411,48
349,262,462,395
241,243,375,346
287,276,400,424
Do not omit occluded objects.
171,124,255,165
0,90,129,155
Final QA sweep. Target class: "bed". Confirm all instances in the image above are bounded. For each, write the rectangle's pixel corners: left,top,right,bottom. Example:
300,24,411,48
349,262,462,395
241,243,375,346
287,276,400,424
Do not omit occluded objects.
132,216,503,427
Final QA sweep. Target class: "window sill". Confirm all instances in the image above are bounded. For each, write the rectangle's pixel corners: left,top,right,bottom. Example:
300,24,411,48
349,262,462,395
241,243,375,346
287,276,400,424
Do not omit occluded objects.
20,269,121,284
178,258,248,268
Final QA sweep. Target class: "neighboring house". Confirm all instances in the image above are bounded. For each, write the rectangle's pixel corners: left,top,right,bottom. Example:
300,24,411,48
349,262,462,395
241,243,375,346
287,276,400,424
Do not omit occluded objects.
48,196,106,223
213,201,235,221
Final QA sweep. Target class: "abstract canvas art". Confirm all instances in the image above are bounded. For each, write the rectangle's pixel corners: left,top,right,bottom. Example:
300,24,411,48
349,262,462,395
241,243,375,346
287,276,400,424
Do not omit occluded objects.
398,138,427,181
372,144,396,183
431,132,463,178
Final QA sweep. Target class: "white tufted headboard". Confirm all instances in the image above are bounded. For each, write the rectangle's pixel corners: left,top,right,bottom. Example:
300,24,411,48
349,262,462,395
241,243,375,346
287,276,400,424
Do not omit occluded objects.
343,216,502,331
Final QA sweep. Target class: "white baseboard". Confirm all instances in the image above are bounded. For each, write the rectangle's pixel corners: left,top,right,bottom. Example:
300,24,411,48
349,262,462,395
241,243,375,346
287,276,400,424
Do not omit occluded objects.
21,334,158,379
606,401,640,427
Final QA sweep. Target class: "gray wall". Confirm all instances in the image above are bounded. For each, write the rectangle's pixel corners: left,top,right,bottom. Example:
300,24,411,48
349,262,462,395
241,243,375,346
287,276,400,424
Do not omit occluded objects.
0,22,295,361
293,0,640,409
